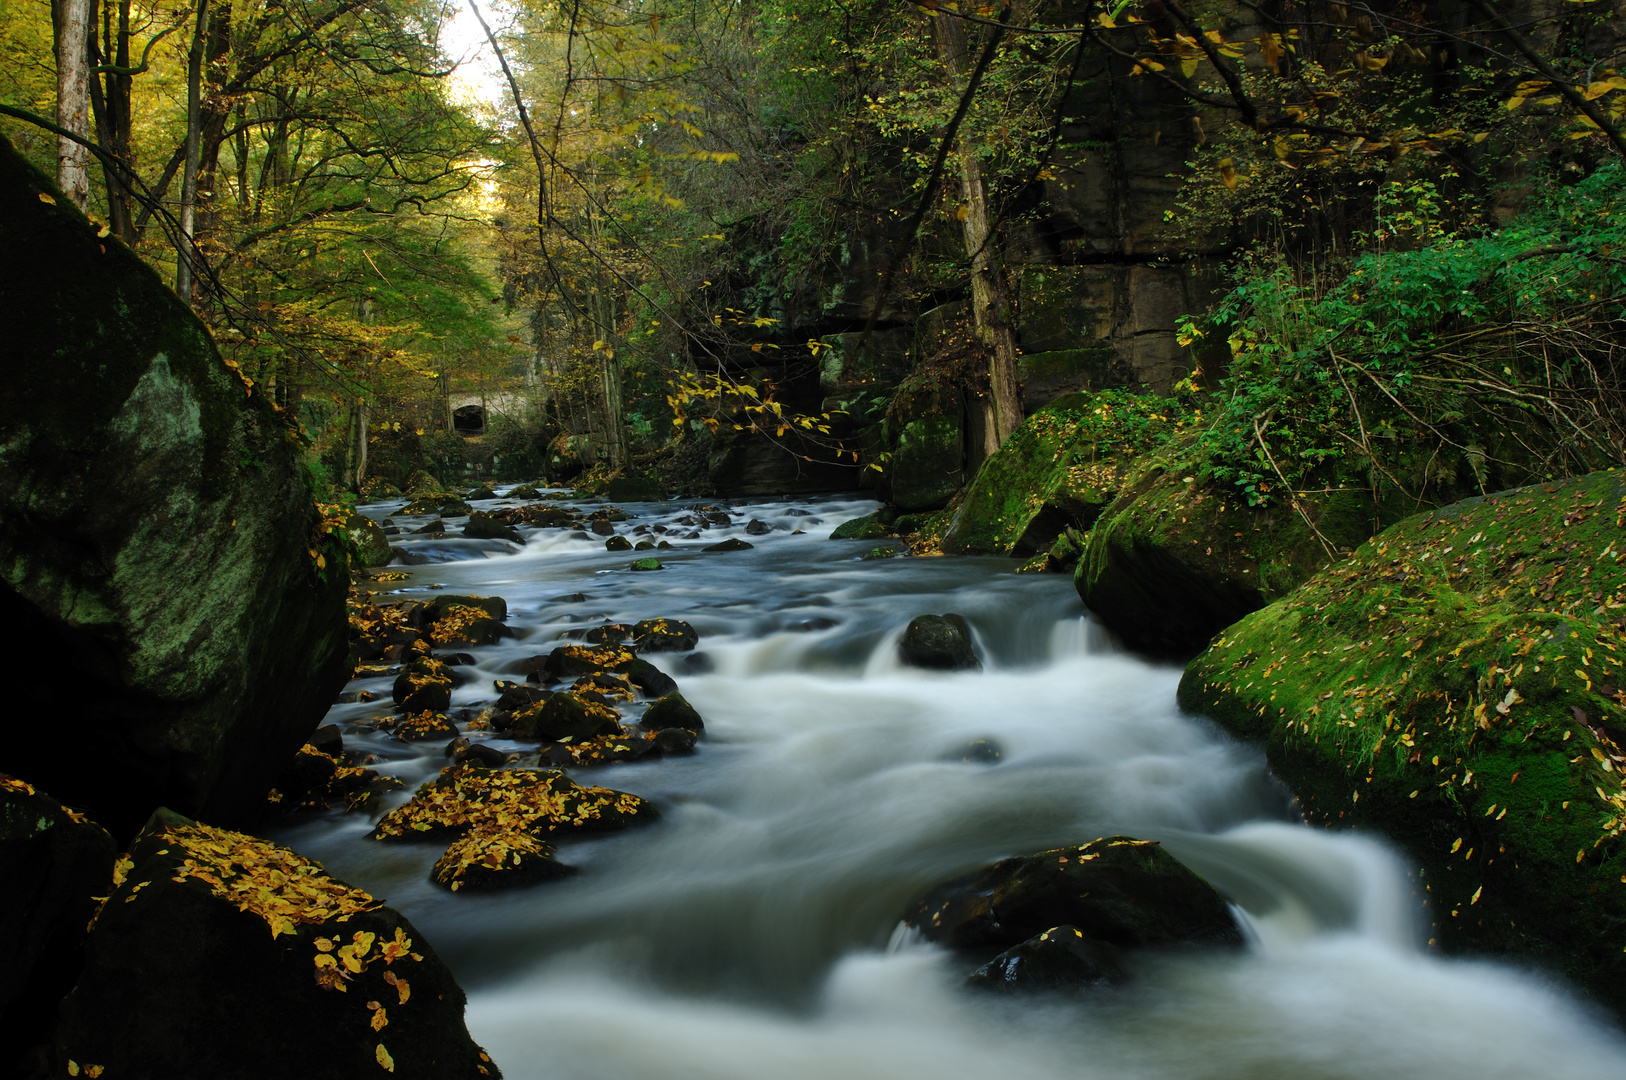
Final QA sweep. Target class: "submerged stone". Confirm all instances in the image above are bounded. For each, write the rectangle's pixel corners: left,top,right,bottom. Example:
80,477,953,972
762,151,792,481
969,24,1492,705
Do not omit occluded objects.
966,925,1123,992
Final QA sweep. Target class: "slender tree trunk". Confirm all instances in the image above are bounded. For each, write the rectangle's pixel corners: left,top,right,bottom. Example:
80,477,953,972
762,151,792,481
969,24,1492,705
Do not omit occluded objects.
355,400,369,489
53,0,93,210
176,0,209,303
88,0,138,240
931,12,1023,448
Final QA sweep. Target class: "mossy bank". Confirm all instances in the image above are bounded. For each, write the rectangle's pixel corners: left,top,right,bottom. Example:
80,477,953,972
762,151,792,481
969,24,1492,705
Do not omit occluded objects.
1180,469,1626,1014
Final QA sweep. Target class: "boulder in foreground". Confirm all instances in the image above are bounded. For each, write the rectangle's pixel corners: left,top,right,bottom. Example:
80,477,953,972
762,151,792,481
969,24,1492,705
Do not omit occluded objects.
51,808,498,1078
898,614,980,671
0,136,349,837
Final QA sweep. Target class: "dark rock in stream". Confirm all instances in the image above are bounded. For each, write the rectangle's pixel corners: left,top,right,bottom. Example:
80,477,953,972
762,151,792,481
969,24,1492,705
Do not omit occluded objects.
506,693,622,742
462,513,523,543
745,519,772,535
703,537,754,552
946,738,1003,764
308,724,344,757
679,652,715,675
907,836,1241,953
590,519,616,537
423,594,508,622
640,692,705,734
50,808,499,1079
605,535,633,552
393,658,455,714
0,136,350,838
633,618,699,652
391,546,433,566
623,658,678,698
965,925,1124,992
550,592,588,604
1,774,116,1072
898,614,980,671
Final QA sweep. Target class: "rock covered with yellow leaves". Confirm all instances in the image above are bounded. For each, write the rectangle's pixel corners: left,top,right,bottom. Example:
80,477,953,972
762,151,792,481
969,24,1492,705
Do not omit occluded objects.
51,808,499,1079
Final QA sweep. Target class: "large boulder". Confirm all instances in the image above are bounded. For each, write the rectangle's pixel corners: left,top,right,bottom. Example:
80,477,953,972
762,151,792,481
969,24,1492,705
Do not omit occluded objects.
1180,470,1626,1017
50,809,498,1078
346,513,394,568
906,836,1241,952
941,390,1181,557
1076,440,1398,655
0,136,349,838
1,776,116,1072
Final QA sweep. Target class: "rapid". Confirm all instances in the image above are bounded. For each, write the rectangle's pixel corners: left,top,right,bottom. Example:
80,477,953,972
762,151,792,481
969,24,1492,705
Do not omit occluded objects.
270,489,1626,1080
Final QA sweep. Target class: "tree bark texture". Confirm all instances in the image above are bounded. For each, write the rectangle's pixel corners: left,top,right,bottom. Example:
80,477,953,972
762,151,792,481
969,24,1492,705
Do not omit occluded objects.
930,11,1023,449
53,0,93,210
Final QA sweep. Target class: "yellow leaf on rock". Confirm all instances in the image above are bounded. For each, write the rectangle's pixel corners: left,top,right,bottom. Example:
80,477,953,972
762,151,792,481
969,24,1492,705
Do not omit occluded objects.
371,1006,389,1031
38,192,55,205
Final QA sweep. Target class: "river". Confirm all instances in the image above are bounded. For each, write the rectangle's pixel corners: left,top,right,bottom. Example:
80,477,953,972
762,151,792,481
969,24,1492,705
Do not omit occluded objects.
270,489,1626,1080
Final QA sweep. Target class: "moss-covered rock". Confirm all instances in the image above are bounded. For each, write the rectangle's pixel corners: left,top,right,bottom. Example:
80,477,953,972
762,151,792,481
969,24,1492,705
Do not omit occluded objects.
1,776,115,1070
346,513,394,568
891,412,965,512
463,513,523,543
640,692,705,734
0,135,349,838
830,512,893,540
1179,469,1626,1016
898,614,980,670
633,618,699,653
52,809,497,1078
1077,440,1403,655
942,391,1182,557
372,766,656,844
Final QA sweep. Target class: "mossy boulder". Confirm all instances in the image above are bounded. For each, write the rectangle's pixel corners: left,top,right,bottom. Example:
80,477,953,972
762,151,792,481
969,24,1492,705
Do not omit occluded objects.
633,618,699,653
906,836,1241,952
603,475,663,502
506,692,622,742
424,594,507,623
346,513,394,568
372,766,657,844
891,413,965,512
1077,440,1403,655
1,775,116,1070
640,692,705,734
0,135,349,838
1179,469,1626,1017
51,809,497,1078
942,391,1182,557
830,511,893,540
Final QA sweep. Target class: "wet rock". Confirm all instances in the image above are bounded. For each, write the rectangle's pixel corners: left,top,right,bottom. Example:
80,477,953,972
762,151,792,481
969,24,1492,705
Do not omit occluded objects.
906,836,1241,952
463,513,523,543
652,727,698,755
745,519,772,535
424,594,507,622
494,682,550,712
374,765,656,843
633,618,699,653
445,739,511,769
465,485,499,501
898,614,980,671
634,540,656,551
504,483,541,499
571,671,638,704
965,925,1123,992
495,505,575,528
704,537,754,552
432,828,575,892
391,546,432,566
439,500,473,518
605,535,633,552
640,692,705,734
427,605,509,649
830,512,892,540
657,540,673,549
505,693,622,742
629,558,664,571
1,775,116,1069
439,652,478,667
51,808,498,1078
550,592,588,604
346,514,393,568
308,725,344,758
538,644,633,681
590,519,616,537
584,623,633,645
946,738,1002,764
394,710,460,742
0,139,351,837
679,652,715,675
623,658,678,698
861,546,899,560
413,518,448,535
393,659,455,713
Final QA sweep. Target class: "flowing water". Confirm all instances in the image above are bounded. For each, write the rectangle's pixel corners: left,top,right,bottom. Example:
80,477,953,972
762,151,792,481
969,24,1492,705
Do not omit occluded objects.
272,490,1626,1079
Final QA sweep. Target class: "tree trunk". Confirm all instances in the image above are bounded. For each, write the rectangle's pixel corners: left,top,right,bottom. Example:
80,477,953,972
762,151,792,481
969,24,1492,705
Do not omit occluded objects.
88,0,137,241
354,401,369,490
176,0,209,304
53,0,93,210
930,12,1023,448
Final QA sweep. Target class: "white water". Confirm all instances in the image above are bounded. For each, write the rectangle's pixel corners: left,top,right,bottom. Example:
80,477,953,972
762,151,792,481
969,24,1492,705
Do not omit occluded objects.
274,489,1626,1079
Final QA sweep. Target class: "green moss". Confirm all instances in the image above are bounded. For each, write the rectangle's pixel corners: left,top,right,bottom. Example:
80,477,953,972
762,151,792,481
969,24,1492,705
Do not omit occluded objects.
1180,469,1626,1016
942,390,1185,556
831,512,892,540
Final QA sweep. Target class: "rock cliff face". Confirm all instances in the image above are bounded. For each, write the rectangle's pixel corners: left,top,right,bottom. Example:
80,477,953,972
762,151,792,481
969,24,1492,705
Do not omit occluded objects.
0,135,349,837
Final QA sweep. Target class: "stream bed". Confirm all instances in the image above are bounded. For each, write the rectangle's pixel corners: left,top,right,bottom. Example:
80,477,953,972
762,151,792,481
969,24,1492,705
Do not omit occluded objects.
271,489,1626,1080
